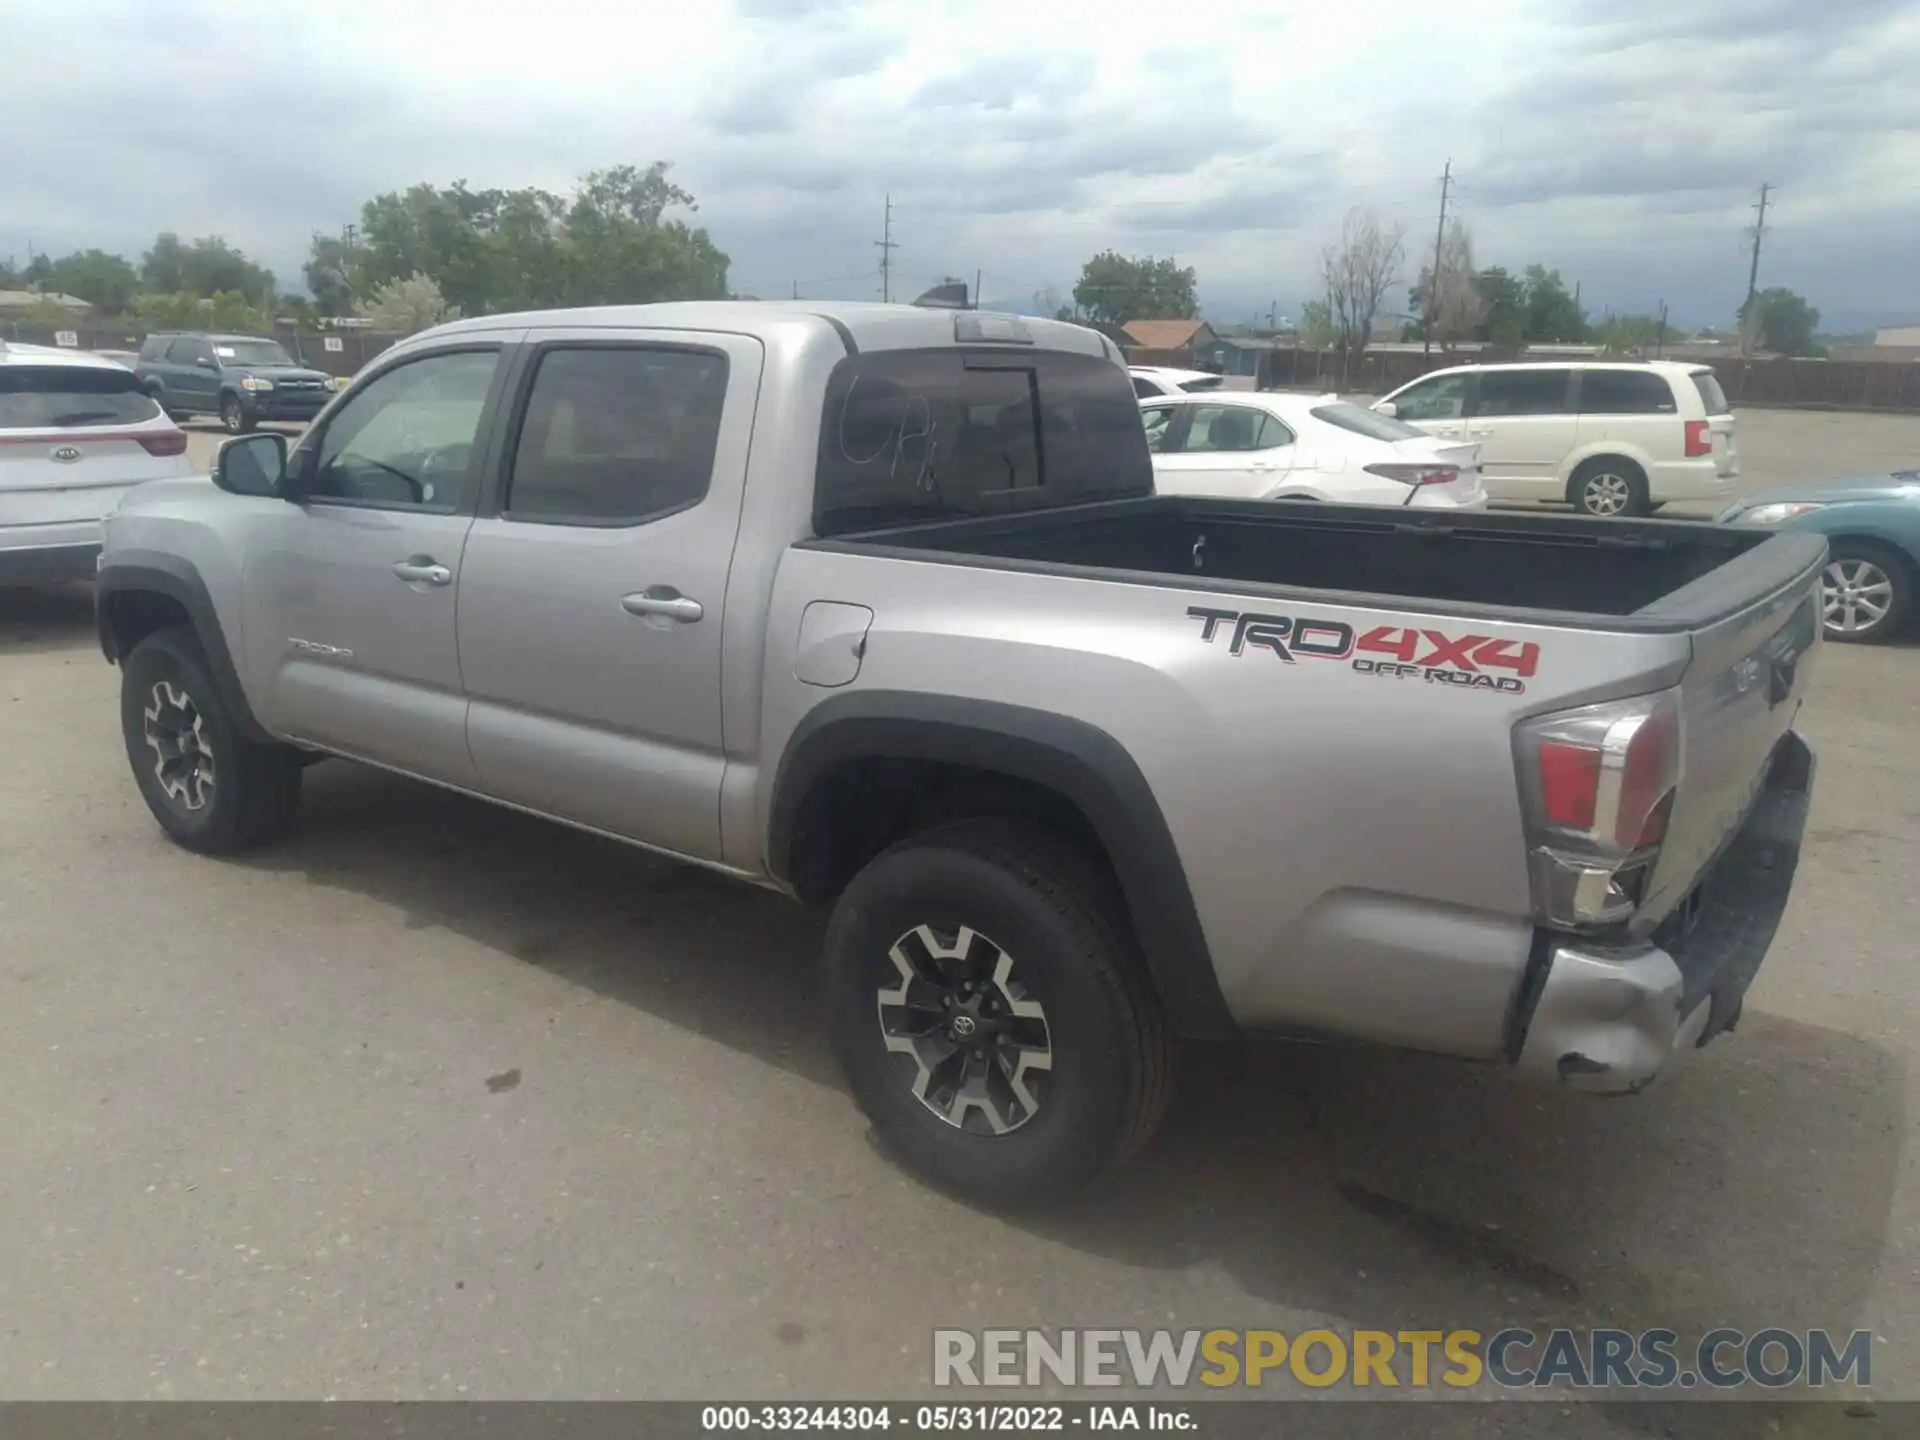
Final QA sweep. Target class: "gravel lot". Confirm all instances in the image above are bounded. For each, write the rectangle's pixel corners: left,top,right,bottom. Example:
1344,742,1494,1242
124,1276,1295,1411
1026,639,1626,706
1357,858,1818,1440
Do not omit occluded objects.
1,410,1916,1426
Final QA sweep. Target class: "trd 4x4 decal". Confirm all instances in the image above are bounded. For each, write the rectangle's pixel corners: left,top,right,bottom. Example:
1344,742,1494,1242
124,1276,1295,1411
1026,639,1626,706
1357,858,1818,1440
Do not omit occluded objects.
1188,609,1538,694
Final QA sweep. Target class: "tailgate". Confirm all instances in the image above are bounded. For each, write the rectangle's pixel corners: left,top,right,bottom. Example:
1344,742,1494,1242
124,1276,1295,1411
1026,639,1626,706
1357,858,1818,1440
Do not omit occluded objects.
1635,554,1820,931
0,435,179,527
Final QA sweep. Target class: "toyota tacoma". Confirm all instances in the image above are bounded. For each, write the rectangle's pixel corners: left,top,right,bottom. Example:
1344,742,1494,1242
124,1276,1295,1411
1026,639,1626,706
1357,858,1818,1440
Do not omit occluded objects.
96,302,1822,1205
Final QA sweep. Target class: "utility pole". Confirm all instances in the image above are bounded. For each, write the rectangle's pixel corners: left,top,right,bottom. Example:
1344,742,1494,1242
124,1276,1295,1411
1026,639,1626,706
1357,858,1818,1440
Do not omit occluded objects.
874,193,897,304
1422,159,1453,356
791,280,799,299
974,269,982,310
1267,301,1278,331
1744,182,1773,311
1656,299,1669,358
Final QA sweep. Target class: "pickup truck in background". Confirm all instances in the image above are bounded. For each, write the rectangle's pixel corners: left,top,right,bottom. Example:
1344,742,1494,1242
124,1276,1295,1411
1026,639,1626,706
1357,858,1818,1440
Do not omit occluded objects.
95,302,1822,1206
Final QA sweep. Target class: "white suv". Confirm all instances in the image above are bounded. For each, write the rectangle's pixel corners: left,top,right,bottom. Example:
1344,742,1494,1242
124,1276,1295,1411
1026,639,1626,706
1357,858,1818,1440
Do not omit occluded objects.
1372,361,1737,517
1,341,193,585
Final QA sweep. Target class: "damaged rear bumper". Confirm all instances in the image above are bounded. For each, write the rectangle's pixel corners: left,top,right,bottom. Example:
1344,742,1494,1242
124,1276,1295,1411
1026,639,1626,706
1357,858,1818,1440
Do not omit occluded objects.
1511,730,1814,1094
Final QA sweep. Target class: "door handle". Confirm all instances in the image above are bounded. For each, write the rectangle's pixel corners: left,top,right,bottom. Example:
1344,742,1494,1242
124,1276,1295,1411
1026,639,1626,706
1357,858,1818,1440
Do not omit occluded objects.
621,588,704,623
392,558,452,586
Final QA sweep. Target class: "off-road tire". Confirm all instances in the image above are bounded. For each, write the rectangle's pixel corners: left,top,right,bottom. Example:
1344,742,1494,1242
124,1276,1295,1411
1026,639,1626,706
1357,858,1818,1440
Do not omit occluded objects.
825,818,1175,1208
120,626,302,854
219,393,255,434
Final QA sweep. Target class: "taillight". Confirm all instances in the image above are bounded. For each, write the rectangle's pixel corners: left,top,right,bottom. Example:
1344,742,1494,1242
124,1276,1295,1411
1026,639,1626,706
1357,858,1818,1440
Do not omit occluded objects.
1514,689,1683,927
1364,462,1459,487
1684,420,1712,458
137,431,188,457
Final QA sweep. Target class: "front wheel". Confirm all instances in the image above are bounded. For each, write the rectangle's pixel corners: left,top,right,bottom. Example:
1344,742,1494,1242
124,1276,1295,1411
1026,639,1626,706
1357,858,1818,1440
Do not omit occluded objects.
1822,542,1910,643
120,627,303,853
219,393,255,434
825,819,1174,1208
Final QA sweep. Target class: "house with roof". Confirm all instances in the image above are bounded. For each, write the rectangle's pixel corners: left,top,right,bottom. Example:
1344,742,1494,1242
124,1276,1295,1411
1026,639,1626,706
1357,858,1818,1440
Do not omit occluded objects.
1121,318,1219,367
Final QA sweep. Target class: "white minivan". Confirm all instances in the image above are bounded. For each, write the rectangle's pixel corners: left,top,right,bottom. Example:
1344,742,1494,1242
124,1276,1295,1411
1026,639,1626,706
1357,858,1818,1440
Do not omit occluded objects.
1372,361,1738,517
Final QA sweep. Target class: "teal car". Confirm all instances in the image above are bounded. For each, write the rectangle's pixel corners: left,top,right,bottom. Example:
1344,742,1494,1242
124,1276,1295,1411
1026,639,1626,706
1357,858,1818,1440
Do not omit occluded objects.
1719,471,1920,642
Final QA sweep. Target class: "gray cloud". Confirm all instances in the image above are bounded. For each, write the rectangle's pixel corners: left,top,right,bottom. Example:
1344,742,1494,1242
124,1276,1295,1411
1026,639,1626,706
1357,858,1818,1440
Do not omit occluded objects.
0,0,1914,334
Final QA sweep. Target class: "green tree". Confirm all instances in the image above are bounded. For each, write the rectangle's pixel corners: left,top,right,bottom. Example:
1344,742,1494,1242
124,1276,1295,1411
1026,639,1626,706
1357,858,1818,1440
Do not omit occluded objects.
351,163,727,315
302,234,359,314
1520,265,1588,343
131,290,272,334
1071,252,1198,325
140,233,186,292
1470,267,1527,348
14,296,86,329
358,273,460,334
1593,313,1676,355
141,232,274,302
40,249,142,314
1404,220,1485,349
1739,287,1821,356
1298,297,1338,348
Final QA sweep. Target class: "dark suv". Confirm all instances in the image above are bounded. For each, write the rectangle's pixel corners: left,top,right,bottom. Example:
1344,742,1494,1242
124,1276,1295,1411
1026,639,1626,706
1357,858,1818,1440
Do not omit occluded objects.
134,332,336,434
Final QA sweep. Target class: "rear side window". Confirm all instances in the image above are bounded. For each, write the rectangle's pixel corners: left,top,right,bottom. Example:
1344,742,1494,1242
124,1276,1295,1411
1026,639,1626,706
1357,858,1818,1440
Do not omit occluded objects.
1131,375,1161,399
0,366,162,429
165,338,206,364
506,346,729,525
814,349,1152,534
1475,369,1571,417
1577,370,1676,415
1176,405,1289,453
1689,370,1730,415
1310,401,1424,441
138,335,171,361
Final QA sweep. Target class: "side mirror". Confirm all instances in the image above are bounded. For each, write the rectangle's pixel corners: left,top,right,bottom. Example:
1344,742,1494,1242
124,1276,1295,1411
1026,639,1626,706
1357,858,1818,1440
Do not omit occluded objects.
195,356,220,371
1373,400,1398,418
212,432,288,498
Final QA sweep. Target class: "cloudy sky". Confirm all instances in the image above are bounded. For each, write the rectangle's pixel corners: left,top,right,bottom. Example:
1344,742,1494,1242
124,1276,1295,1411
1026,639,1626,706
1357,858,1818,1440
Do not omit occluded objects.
5,0,1917,330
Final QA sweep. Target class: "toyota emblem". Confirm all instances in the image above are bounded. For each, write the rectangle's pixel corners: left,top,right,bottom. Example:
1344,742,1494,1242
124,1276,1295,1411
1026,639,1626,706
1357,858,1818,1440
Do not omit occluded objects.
51,445,83,464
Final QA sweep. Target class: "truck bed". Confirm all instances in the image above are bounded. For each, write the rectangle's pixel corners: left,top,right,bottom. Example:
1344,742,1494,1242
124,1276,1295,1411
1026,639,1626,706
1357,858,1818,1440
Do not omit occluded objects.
813,496,1826,629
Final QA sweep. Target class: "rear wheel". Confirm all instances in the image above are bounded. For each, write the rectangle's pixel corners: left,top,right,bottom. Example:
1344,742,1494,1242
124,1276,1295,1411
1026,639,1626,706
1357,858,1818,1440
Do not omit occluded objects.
120,627,302,853
219,393,255,434
1822,542,1910,643
825,819,1174,1208
1568,457,1651,518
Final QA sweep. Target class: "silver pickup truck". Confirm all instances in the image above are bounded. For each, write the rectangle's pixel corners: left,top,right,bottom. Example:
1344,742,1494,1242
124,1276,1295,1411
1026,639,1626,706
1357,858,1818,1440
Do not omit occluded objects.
96,302,1822,1206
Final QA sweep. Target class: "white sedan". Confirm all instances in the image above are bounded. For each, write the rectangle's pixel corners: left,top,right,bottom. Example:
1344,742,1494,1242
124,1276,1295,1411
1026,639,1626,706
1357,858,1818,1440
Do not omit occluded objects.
1139,390,1488,509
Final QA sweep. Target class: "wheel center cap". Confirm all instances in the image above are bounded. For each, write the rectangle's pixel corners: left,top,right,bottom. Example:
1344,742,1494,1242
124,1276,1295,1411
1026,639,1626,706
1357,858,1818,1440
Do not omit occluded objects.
950,1013,979,1039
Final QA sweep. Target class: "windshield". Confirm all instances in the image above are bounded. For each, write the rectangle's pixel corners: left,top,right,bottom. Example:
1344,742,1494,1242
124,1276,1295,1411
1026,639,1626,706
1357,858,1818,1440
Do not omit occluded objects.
213,340,296,367
1310,401,1426,441
0,366,162,429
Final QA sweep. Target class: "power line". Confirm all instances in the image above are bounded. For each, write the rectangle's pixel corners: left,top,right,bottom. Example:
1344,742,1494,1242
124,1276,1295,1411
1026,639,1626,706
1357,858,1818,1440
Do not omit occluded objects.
1422,158,1453,357
874,192,897,304
1744,181,1773,310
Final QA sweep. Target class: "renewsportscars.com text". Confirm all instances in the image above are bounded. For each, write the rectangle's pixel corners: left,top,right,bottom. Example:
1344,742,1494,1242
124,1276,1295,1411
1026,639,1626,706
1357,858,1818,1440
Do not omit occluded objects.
933,1328,1872,1391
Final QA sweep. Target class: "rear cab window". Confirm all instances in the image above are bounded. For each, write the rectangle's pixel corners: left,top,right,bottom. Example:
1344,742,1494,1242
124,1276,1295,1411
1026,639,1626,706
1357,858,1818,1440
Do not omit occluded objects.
1689,369,1730,416
814,348,1152,535
0,365,162,430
